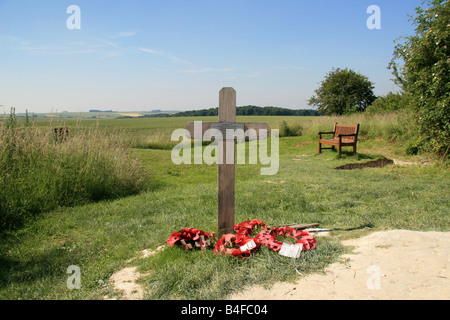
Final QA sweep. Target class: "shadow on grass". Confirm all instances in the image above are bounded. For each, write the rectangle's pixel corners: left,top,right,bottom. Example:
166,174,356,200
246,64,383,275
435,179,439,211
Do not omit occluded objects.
314,150,386,164
0,247,68,290
334,152,379,161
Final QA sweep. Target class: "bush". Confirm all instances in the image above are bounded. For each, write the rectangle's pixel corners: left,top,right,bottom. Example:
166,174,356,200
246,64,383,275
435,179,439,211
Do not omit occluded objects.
389,0,450,156
279,121,303,137
366,92,411,114
0,117,150,230
406,143,419,156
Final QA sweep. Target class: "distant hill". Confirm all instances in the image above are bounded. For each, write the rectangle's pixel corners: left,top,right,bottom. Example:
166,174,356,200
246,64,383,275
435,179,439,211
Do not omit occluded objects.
13,106,320,120
172,105,321,117
12,110,180,120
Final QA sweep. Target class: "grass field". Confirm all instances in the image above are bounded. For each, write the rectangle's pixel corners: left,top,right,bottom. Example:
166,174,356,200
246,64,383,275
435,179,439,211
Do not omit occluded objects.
0,113,448,300
7,111,178,120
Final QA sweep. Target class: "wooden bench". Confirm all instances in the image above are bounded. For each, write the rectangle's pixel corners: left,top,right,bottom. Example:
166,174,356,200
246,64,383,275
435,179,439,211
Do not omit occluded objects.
318,123,359,155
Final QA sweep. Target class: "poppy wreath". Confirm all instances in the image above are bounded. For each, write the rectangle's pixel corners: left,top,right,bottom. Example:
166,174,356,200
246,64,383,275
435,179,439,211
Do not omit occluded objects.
255,230,283,252
234,219,267,236
167,221,317,257
259,226,317,251
213,233,260,259
167,228,216,250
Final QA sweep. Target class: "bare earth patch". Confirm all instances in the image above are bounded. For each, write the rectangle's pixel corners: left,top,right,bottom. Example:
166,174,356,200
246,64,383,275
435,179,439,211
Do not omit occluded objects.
105,246,165,300
107,267,144,300
230,230,450,300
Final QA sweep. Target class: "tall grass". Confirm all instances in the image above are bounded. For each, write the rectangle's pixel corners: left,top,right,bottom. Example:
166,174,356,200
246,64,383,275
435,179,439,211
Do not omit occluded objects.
0,118,150,230
302,110,419,147
279,120,303,137
127,132,178,150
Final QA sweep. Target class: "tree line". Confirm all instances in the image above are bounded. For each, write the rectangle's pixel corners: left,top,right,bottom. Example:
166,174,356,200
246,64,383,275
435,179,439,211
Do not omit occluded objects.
172,106,321,117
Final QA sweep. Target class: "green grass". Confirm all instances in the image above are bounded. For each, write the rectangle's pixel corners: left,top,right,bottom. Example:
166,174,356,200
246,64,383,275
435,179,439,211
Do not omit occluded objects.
0,121,151,230
0,113,448,300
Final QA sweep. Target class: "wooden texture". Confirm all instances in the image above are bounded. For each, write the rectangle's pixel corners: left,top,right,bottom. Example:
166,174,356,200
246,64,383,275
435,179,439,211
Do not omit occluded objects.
318,123,360,155
218,88,236,236
211,122,244,137
219,88,236,123
283,223,320,230
271,223,319,230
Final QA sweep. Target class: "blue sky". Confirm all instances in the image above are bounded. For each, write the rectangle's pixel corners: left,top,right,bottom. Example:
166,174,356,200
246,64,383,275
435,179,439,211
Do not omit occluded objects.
0,0,420,113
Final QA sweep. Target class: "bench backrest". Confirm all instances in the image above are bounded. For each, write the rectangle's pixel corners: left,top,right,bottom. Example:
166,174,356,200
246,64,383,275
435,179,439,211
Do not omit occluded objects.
334,123,359,142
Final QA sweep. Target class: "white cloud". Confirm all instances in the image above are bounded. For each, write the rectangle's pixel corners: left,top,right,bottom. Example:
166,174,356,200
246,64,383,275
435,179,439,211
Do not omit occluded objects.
3,35,130,58
139,47,164,55
167,54,190,64
246,71,265,78
109,31,136,38
139,47,192,66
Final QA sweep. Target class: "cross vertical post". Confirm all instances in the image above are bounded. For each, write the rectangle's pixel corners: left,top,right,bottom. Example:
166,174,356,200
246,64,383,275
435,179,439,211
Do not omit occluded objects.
217,87,236,236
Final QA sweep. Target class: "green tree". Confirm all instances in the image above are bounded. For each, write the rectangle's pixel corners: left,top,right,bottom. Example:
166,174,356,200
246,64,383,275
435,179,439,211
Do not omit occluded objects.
366,92,411,114
389,0,450,156
308,68,376,115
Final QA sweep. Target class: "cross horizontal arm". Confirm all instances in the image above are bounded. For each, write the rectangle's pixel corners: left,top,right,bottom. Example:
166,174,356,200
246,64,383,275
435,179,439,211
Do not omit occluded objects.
185,122,270,140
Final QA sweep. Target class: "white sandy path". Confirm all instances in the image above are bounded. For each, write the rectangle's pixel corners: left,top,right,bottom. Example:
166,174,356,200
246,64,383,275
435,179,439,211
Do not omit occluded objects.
105,246,164,300
108,267,144,300
230,230,450,300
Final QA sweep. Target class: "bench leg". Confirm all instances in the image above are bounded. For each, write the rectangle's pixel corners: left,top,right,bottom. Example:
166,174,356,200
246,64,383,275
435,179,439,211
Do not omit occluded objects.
353,144,357,155
338,144,342,155
319,143,322,154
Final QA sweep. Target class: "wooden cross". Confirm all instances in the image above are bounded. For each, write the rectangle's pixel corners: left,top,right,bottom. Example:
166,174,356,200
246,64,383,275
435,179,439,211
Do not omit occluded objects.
185,88,270,236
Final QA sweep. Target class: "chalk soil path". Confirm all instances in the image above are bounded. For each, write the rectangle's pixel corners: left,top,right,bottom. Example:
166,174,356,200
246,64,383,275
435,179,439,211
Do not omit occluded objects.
230,230,450,300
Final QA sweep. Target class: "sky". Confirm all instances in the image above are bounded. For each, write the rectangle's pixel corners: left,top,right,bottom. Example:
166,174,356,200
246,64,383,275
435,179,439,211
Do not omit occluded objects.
0,0,420,113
